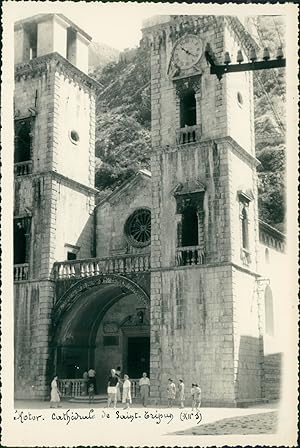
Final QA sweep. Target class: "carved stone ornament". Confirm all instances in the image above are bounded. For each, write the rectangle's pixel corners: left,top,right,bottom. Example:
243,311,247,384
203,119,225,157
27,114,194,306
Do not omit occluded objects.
52,273,150,328
174,75,201,98
103,322,119,334
15,52,100,93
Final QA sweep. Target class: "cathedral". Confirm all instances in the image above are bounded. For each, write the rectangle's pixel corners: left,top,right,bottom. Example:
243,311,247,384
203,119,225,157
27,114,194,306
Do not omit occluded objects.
14,13,285,406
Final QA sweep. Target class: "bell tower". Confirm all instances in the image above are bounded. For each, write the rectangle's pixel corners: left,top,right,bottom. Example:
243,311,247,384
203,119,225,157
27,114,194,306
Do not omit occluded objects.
143,15,263,406
13,14,98,398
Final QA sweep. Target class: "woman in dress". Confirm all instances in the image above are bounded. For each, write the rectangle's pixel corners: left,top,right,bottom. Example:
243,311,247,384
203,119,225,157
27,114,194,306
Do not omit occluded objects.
178,379,185,408
115,366,122,402
167,378,176,407
122,374,132,409
50,375,61,408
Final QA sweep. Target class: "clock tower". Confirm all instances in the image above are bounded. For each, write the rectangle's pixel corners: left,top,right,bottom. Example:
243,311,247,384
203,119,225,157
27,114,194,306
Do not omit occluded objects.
143,15,263,406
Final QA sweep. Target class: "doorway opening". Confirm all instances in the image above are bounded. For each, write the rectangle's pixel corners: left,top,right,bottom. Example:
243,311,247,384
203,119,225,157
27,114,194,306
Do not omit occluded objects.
127,336,150,378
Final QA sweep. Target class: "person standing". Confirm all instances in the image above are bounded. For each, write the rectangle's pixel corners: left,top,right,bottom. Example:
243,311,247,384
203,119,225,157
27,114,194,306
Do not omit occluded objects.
122,374,132,409
50,375,61,408
87,367,96,394
191,384,196,410
178,379,185,408
194,383,201,410
167,378,176,407
83,369,88,395
115,366,122,402
139,372,150,407
107,369,119,408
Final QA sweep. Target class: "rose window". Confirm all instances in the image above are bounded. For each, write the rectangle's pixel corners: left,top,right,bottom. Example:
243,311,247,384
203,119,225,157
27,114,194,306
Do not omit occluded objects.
125,209,151,247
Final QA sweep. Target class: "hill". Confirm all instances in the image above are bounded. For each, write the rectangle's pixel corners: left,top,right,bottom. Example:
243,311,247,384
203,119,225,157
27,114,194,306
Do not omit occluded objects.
89,41,120,73
91,16,286,230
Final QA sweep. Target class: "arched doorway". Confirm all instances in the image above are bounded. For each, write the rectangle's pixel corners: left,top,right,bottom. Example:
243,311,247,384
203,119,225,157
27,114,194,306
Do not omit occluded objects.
52,275,150,394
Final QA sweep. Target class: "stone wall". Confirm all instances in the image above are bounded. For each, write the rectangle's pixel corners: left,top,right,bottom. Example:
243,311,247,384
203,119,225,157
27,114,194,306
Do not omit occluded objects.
14,281,54,399
95,173,151,258
151,265,236,406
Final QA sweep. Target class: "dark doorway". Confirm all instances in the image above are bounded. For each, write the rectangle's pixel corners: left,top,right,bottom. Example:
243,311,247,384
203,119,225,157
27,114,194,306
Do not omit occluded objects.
127,337,150,378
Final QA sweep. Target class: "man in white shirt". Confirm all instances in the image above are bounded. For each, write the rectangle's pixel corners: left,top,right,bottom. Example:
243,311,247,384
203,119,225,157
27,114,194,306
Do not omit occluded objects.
139,372,150,407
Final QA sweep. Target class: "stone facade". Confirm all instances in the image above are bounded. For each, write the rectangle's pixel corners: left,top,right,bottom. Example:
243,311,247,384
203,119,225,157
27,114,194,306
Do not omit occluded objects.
13,14,285,403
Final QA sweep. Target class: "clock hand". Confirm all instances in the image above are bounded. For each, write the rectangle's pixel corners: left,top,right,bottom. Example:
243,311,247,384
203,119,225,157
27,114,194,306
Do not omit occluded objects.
180,46,197,58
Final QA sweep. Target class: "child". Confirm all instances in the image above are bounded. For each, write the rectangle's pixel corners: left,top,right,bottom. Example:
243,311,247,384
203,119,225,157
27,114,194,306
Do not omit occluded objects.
167,378,176,407
88,383,95,405
194,383,201,410
122,374,132,409
178,379,185,408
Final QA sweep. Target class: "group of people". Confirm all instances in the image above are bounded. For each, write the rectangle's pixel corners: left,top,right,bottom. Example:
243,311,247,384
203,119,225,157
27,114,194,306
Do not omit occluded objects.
167,379,201,410
49,370,201,410
107,369,150,409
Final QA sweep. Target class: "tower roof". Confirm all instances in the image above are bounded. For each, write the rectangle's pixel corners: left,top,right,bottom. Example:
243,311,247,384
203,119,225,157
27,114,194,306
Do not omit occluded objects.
14,13,92,42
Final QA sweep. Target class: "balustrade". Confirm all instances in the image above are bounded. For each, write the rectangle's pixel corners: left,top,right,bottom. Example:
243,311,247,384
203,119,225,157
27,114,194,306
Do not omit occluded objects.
58,379,88,397
176,246,205,266
14,161,33,176
14,263,29,281
54,253,151,280
176,125,201,145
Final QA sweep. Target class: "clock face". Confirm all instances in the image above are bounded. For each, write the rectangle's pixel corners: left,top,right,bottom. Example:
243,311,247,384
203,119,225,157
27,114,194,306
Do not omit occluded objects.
173,34,203,70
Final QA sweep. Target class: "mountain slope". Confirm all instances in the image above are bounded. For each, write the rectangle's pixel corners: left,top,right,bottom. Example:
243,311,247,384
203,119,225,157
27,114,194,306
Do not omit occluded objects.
92,17,286,229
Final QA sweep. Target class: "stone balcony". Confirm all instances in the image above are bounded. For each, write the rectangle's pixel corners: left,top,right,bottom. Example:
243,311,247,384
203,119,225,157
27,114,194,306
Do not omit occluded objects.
14,263,29,281
176,124,201,145
14,160,33,176
176,245,205,266
53,253,151,280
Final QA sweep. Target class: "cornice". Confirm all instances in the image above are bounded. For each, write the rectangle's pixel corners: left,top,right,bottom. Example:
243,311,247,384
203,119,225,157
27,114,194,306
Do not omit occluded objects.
14,170,98,195
15,52,102,92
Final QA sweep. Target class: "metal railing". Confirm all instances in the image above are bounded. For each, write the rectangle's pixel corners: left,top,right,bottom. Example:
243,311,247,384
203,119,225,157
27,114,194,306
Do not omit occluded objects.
53,254,151,280
176,246,205,266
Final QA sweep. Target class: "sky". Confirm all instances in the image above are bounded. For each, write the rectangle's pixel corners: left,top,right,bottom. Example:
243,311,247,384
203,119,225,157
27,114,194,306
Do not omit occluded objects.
4,1,289,51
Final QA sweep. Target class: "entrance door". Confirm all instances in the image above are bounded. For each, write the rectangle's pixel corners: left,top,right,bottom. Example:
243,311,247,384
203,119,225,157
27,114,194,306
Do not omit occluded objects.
127,337,150,378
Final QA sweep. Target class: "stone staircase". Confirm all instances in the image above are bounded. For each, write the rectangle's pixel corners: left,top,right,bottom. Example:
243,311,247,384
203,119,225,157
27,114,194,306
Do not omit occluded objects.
263,353,282,401
69,394,107,404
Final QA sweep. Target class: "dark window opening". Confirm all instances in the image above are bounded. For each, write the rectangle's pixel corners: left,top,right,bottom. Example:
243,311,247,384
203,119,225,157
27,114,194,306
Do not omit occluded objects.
180,89,196,127
67,252,77,261
14,119,32,163
264,285,274,336
182,206,198,247
241,207,249,250
67,27,77,65
14,220,27,264
27,23,38,59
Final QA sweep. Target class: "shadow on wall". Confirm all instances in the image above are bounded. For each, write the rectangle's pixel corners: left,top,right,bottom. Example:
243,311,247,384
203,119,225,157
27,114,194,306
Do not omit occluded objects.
263,352,282,402
235,335,263,402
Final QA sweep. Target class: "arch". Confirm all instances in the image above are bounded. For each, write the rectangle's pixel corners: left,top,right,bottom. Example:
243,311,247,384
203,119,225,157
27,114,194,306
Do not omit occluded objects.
52,273,150,329
264,285,274,336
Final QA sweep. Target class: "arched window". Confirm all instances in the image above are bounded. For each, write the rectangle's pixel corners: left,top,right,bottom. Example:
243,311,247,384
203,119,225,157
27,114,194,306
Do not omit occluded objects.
14,119,32,163
181,206,198,247
264,285,274,336
14,220,27,264
180,89,196,128
241,207,249,250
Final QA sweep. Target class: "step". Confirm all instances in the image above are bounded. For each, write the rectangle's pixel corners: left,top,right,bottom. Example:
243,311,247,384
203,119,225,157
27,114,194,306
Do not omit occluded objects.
68,395,107,403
